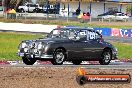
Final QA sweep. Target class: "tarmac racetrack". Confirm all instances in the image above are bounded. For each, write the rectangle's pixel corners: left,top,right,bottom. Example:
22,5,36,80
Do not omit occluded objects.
0,60,132,69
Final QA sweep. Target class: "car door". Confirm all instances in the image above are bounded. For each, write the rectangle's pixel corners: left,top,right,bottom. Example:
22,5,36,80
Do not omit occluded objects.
66,29,79,59
87,30,104,59
67,29,94,60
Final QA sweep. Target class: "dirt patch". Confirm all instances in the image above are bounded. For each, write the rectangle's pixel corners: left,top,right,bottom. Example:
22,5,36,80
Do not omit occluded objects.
0,67,131,88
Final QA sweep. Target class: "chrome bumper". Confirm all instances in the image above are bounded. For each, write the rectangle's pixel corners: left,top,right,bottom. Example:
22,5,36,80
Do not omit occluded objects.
17,52,53,59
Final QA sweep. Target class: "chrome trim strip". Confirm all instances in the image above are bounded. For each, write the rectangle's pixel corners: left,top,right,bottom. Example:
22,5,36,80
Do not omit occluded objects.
35,55,53,59
17,52,53,59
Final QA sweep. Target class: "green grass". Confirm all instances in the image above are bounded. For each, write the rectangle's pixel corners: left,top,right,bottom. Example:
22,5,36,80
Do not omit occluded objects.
0,32,132,61
111,42,132,59
0,32,42,61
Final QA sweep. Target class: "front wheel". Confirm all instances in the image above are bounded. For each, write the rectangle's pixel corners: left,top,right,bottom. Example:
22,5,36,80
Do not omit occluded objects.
33,8,39,13
51,49,65,65
22,56,36,65
19,9,25,13
99,49,112,65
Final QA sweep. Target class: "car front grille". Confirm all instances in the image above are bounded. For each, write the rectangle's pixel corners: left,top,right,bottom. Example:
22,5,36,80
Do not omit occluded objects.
19,42,44,55
28,48,34,54
28,42,36,48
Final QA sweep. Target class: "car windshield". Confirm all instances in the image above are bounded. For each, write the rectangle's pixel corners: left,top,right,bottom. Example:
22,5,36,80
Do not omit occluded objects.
47,28,69,38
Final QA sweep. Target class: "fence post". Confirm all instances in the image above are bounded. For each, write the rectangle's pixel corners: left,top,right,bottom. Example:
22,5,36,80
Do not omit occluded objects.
101,17,103,22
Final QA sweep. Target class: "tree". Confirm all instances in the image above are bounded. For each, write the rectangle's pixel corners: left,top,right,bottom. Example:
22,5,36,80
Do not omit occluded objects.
15,0,23,9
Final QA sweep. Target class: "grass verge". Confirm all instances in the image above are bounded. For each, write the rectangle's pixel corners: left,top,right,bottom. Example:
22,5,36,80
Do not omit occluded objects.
0,18,132,29
111,42,132,59
0,32,42,61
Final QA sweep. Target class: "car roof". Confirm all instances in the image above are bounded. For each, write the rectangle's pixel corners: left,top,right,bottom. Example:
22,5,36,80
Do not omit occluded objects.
55,26,101,34
62,26,94,30
53,26,102,36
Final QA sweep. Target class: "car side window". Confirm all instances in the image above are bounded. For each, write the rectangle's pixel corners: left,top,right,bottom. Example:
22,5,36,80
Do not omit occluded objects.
68,29,76,39
30,4,36,7
27,4,30,7
95,32,101,40
87,30,95,40
78,30,87,41
60,30,68,38
87,30,101,41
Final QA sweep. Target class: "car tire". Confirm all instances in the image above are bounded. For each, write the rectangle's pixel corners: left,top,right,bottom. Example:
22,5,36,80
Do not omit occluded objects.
51,49,65,65
99,49,111,65
33,8,39,13
22,56,36,65
19,9,25,13
72,60,82,65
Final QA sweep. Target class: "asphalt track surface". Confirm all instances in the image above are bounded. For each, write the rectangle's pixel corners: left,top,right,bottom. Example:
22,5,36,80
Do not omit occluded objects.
0,60,132,69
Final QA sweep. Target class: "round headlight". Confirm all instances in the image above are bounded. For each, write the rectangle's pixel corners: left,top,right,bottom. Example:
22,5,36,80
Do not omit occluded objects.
24,48,28,52
37,42,43,49
21,42,27,48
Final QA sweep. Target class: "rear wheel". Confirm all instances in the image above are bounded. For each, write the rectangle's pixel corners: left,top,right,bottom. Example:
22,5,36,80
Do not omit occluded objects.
72,60,82,65
22,56,36,65
51,49,65,65
99,49,111,65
